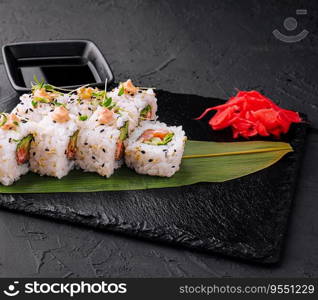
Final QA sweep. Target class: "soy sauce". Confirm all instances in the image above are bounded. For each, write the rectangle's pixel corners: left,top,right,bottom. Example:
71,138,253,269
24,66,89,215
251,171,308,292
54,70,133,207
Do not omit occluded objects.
17,57,100,88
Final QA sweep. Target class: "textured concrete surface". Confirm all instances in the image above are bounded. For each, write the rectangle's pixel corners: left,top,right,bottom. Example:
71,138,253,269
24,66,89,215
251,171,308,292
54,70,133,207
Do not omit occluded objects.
0,0,317,277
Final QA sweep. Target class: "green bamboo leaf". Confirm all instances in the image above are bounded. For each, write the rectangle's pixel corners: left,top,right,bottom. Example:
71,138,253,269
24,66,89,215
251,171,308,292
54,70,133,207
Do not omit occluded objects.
0,141,293,194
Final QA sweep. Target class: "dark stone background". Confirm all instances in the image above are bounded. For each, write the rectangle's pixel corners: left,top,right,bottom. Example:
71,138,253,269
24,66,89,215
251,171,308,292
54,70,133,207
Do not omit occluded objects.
0,0,317,277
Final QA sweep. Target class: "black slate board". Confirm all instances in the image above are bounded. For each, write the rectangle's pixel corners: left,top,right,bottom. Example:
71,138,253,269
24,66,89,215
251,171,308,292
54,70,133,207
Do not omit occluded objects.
0,90,307,264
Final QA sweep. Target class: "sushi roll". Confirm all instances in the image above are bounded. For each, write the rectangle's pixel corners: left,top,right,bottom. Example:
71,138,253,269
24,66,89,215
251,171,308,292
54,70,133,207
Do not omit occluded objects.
108,79,157,122
12,92,53,122
111,97,139,135
125,121,187,177
65,87,102,126
75,92,140,177
12,81,68,122
0,113,33,185
30,106,79,179
76,107,121,177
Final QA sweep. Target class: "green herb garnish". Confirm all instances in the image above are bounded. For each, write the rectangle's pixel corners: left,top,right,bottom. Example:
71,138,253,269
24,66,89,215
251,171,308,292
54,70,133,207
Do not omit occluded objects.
92,90,106,100
118,86,125,96
0,113,8,126
31,100,38,108
54,100,65,107
34,97,50,103
32,75,96,97
101,96,112,107
78,115,88,121
31,75,45,91
31,96,51,108
101,96,117,110
31,75,70,94
32,76,56,93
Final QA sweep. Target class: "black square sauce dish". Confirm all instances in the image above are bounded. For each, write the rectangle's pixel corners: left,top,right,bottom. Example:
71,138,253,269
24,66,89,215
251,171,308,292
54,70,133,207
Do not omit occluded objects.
2,40,114,93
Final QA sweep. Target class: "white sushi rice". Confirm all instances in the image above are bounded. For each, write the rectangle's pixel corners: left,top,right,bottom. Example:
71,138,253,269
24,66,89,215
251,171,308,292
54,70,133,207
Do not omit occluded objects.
76,112,121,177
108,86,157,122
86,105,137,137
29,112,78,179
125,121,186,177
132,88,158,120
65,93,100,127
113,98,139,134
0,119,31,185
12,93,69,122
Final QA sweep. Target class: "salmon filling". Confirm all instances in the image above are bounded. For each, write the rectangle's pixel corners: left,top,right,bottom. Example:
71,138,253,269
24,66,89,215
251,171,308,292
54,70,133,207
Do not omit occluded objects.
139,129,174,145
115,121,129,160
140,105,152,120
16,134,33,165
66,130,79,160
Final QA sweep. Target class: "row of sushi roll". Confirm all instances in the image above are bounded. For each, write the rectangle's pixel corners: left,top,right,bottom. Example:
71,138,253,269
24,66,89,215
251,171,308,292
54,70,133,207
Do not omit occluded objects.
0,78,186,186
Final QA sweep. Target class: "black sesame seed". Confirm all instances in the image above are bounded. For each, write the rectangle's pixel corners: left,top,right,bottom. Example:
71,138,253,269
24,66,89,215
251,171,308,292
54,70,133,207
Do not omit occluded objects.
50,109,54,112
78,112,82,116
84,142,88,146
53,120,57,123
88,107,92,111
21,120,27,123
100,129,105,133
101,163,105,168
29,108,34,112
33,152,36,156
25,109,29,114
102,148,106,152
172,166,175,168
45,148,49,151
148,159,153,162
92,156,96,160
9,138,12,143
141,150,146,154
163,149,167,152
174,149,176,152
64,150,67,154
